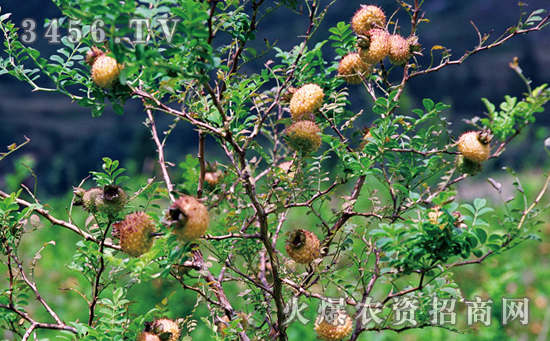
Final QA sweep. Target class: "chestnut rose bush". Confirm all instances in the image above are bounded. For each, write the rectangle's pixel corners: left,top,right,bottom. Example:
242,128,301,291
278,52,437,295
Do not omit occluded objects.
1,1,550,340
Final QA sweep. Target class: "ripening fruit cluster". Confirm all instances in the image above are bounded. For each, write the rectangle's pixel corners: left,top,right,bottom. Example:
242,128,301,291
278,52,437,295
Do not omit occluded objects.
285,83,324,155
337,4,421,84
74,183,210,256
111,194,210,258
456,130,492,175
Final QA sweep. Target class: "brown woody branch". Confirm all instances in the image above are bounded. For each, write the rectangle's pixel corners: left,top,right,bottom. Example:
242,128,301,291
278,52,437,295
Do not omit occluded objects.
409,12,550,79
192,249,250,341
145,107,175,202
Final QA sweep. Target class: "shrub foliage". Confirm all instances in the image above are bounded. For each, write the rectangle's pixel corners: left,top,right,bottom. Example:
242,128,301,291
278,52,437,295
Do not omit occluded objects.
1,1,550,340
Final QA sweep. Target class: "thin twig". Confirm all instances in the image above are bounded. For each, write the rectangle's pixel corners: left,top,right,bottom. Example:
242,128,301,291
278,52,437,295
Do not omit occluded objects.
197,131,206,199
88,221,112,326
0,192,121,250
145,107,175,202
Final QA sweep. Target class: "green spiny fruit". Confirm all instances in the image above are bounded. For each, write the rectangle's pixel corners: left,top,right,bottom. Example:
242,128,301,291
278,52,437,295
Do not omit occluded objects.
73,185,127,217
285,229,320,264
163,195,210,242
101,184,128,218
74,187,103,214
285,120,322,155
113,212,156,257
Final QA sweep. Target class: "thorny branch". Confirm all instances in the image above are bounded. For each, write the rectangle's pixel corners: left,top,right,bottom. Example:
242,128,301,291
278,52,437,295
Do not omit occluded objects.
88,221,112,326
145,107,175,203
1,249,77,338
192,249,251,341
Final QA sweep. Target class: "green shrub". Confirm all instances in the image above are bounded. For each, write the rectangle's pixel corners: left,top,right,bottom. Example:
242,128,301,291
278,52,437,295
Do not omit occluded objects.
1,1,550,340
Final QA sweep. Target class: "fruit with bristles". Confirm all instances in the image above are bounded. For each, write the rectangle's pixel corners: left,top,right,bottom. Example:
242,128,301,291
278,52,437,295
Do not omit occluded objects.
163,195,210,242
113,212,156,257
289,84,324,121
351,5,386,34
457,131,492,163
89,48,122,89
101,184,128,218
314,310,353,340
285,121,322,155
359,29,390,64
388,34,411,66
285,229,320,264
338,53,371,84
74,187,103,214
152,318,180,341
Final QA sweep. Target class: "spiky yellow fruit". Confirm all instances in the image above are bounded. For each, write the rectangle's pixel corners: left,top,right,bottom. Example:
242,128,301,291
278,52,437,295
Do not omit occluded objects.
359,29,390,64
113,212,156,257
457,131,492,163
351,5,386,34
136,331,161,341
285,121,322,155
289,84,324,121
164,195,209,242
388,34,411,66
338,53,371,84
314,311,353,341
152,318,180,341
92,54,121,89
285,229,320,264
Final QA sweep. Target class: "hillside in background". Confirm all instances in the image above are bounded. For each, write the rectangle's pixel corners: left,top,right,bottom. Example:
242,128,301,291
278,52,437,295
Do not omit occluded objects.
1,0,549,195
